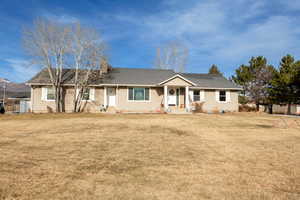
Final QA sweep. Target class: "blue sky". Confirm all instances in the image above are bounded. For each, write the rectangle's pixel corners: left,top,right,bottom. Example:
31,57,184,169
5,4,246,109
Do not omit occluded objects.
1,0,300,82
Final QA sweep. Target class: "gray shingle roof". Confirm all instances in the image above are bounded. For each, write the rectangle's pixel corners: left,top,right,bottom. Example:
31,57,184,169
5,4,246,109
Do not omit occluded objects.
27,67,241,90
101,68,176,85
181,73,241,89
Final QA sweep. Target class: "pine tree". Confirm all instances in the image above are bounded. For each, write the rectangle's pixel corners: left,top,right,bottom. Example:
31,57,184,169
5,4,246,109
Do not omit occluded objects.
270,55,300,114
232,56,275,111
208,64,222,75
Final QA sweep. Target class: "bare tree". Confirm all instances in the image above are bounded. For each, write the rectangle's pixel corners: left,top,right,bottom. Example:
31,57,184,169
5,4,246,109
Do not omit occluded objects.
23,18,71,112
69,23,106,112
154,40,188,72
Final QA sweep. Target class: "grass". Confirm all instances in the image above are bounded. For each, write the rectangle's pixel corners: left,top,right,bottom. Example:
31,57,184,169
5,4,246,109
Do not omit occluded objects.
0,113,299,200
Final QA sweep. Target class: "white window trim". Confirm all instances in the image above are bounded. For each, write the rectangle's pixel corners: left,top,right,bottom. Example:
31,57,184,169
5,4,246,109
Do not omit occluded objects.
200,90,205,102
76,88,95,102
216,90,230,103
127,87,151,102
42,87,55,102
191,89,205,102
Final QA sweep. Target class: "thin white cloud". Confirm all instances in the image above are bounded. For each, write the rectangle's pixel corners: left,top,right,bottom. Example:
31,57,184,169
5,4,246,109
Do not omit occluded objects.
109,0,300,72
5,58,40,82
145,1,225,37
43,13,79,23
18,0,300,76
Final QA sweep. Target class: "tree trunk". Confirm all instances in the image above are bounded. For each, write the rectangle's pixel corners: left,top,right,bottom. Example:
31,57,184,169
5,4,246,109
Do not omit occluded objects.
287,103,292,115
55,87,60,113
54,85,64,113
256,103,259,112
264,105,267,112
60,87,65,112
268,104,273,114
73,85,78,112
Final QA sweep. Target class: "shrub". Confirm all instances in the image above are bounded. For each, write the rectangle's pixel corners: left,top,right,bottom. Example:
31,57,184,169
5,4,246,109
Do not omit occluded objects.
239,104,256,112
192,102,204,113
238,95,249,105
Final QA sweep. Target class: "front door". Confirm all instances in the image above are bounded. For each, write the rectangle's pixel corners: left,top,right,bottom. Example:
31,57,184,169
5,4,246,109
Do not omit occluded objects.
168,88,177,106
107,88,116,106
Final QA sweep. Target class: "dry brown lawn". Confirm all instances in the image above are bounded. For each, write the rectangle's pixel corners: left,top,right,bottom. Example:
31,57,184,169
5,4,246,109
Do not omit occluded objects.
0,113,299,200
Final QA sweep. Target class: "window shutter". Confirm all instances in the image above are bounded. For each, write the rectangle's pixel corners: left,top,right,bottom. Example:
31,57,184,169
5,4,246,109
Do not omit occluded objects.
41,87,47,101
226,91,231,102
200,90,205,102
145,88,150,101
215,90,219,102
189,90,194,102
90,88,95,101
128,88,133,100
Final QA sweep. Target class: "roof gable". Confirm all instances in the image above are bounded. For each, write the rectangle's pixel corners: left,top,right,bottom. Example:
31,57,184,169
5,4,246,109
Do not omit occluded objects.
159,74,196,86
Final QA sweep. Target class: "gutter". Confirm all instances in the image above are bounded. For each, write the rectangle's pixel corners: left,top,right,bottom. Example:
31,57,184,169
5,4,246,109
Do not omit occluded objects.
27,83,243,90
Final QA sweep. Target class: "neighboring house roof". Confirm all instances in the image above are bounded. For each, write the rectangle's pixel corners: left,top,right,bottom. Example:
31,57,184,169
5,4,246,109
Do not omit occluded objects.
27,67,242,90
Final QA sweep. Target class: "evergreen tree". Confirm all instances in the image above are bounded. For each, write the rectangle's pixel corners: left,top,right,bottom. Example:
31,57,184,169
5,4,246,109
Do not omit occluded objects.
270,55,300,114
232,56,275,111
208,64,222,75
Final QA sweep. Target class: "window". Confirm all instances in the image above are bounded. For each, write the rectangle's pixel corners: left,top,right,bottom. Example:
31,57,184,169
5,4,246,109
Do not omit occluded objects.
219,90,226,102
193,90,200,101
47,87,55,100
82,88,90,100
128,88,150,101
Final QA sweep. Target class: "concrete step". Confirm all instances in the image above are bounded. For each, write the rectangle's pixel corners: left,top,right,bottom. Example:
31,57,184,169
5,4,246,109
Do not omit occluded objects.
106,107,117,113
168,107,188,114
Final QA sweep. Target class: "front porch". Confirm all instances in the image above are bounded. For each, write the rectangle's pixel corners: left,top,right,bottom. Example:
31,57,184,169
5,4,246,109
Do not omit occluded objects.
163,85,191,113
158,74,197,113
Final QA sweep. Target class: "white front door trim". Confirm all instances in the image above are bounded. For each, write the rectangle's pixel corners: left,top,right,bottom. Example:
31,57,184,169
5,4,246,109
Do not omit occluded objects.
107,87,116,106
168,87,177,106
164,85,168,111
185,86,190,111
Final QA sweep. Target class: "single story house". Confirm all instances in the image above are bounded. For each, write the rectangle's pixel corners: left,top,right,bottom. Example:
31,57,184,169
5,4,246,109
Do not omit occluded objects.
27,65,242,113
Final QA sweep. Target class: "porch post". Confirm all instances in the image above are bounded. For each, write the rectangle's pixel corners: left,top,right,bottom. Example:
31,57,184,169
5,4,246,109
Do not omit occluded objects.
185,86,190,111
104,86,107,108
30,87,34,112
164,85,168,111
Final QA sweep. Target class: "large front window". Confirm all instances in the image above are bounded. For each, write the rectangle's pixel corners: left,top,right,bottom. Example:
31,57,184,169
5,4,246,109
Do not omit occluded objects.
128,88,150,101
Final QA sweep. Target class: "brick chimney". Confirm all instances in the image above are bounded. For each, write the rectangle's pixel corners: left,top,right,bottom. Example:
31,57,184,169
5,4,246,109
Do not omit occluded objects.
100,58,111,74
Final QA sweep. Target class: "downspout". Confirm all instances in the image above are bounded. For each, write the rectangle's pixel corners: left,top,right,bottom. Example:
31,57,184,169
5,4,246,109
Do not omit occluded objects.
30,86,34,113
116,84,119,110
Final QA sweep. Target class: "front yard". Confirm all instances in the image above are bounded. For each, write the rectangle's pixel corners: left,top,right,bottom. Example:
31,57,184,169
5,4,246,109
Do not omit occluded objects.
0,113,299,199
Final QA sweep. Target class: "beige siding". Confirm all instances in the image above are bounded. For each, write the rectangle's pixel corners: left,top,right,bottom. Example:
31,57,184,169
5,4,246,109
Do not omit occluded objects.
31,86,104,113
31,85,239,113
116,87,164,112
163,77,192,86
192,90,239,112
31,86,56,113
